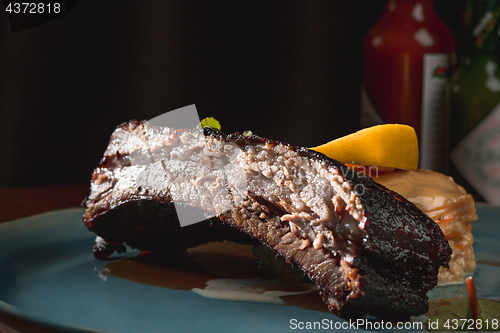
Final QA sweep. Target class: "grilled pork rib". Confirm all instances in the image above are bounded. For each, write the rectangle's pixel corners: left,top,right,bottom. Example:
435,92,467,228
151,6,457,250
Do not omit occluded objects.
84,120,451,318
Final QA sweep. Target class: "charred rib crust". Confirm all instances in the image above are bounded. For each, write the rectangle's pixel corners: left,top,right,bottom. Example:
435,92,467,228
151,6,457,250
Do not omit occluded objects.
84,121,452,319
205,129,451,317
85,199,255,257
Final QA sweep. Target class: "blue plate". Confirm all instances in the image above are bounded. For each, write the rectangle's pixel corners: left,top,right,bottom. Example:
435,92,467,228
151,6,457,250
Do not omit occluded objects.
0,205,499,333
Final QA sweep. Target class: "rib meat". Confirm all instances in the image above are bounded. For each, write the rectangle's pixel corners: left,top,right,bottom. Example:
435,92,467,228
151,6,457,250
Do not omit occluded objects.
83,120,452,318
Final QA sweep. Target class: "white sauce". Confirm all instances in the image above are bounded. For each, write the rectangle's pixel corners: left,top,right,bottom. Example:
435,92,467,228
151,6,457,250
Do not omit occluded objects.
192,278,317,304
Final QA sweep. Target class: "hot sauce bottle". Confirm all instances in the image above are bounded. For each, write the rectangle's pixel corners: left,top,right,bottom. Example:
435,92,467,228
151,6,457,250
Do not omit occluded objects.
361,0,456,172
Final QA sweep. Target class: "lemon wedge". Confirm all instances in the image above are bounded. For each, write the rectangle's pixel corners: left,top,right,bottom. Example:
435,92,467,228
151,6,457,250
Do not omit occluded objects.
310,124,419,171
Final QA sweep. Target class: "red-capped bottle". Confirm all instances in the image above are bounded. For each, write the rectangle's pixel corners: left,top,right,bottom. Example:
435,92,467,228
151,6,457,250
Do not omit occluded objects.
361,0,456,172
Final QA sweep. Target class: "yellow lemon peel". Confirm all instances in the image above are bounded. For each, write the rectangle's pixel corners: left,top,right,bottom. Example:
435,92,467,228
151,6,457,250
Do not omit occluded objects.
310,124,419,171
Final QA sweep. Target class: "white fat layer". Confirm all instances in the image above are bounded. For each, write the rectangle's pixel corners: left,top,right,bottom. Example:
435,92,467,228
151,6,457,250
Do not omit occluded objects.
92,123,368,253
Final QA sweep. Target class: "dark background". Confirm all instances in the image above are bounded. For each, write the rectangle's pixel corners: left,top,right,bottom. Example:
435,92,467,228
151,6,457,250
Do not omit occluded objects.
0,0,464,187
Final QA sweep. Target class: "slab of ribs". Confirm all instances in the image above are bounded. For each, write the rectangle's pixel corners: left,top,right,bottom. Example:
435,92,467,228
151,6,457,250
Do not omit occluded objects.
83,120,451,319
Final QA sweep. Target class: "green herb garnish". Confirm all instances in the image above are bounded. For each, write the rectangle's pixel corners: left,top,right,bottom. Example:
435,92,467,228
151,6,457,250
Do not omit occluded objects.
198,117,222,132
242,130,254,136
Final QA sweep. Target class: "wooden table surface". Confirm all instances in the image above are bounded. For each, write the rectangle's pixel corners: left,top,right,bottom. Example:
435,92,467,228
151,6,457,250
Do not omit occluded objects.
0,184,90,223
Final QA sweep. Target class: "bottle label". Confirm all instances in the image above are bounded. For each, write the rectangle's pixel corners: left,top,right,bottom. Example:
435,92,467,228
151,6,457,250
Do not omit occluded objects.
420,53,452,172
450,103,500,205
361,54,452,172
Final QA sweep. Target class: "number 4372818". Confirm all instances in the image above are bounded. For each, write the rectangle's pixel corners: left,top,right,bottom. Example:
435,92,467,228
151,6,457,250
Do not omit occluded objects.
444,318,499,330
5,3,61,14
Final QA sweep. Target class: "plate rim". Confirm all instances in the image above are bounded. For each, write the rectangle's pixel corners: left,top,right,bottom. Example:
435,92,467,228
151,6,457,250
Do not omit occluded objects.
0,205,498,333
